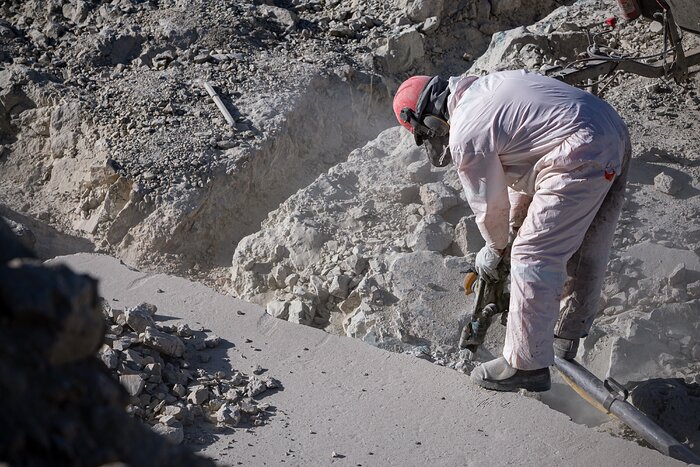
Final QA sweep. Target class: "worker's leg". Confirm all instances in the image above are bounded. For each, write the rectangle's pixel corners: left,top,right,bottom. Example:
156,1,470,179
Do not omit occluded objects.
555,146,631,345
503,164,615,370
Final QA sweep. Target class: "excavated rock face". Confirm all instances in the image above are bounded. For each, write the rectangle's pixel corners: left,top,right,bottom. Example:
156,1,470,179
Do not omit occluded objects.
0,219,214,466
0,0,567,278
0,0,397,274
229,127,499,361
230,0,700,388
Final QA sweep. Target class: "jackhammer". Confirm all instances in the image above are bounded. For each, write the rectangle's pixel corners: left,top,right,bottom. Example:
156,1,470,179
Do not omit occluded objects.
458,261,509,354
458,265,700,465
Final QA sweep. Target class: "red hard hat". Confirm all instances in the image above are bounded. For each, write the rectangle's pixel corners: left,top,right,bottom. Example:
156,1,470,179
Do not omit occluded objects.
393,75,432,133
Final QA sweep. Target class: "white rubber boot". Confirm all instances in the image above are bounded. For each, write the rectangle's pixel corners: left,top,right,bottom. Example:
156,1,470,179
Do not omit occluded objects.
470,357,551,392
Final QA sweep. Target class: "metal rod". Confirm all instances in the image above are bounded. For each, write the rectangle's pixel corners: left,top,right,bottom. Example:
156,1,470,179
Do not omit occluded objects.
200,81,236,127
666,8,688,81
554,356,700,465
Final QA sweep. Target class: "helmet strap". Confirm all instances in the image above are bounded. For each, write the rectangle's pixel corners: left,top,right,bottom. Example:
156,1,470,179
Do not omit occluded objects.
400,107,449,141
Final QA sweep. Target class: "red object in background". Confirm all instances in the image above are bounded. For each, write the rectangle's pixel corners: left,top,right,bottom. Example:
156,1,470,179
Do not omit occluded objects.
616,0,641,20
605,17,618,28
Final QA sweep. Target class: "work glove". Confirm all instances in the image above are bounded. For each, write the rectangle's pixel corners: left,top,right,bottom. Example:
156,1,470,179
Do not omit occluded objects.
475,245,502,281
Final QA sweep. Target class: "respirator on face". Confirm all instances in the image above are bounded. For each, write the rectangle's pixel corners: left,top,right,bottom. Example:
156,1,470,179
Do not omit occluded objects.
399,76,452,167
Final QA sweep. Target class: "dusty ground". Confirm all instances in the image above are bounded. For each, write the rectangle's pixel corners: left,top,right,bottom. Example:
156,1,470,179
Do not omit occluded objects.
2,0,700,463
56,253,684,466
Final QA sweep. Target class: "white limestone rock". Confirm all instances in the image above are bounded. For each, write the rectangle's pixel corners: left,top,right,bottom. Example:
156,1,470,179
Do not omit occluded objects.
266,299,290,320
151,423,184,445
653,172,683,196
399,0,445,21
422,16,440,34
119,374,145,396
419,182,460,215
141,327,185,358
668,263,687,287
339,275,384,314
271,264,290,289
374,29,424,74
407,214,453,252
187,386,209,405
344,306,377,341
329,275,352,299
452,215,485,257
124,306,156,333
99,346,119,369
287,299,314,325
406,159,433,183
607,300,700,383
215,403,241,427
469,26,551,74
342,254,368,275
309,274,329,302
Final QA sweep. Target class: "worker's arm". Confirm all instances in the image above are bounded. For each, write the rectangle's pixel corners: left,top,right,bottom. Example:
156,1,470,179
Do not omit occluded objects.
452,144,510,252
449,81,511,252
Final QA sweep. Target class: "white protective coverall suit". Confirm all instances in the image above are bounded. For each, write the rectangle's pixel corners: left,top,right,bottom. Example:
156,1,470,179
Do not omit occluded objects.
448,70,631,370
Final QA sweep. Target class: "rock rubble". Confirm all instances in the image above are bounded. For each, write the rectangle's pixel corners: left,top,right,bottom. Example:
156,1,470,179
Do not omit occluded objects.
99,300,282,445
230,127,476,357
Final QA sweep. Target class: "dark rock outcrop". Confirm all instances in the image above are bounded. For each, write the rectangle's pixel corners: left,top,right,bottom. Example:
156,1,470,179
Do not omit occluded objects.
0,218,214,467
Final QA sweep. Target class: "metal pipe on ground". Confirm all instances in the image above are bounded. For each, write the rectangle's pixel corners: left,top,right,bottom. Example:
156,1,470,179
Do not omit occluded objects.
200,81,236,127
554,356,700,465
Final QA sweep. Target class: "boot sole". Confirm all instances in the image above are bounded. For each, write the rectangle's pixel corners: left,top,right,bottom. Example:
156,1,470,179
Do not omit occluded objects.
471,374,551,393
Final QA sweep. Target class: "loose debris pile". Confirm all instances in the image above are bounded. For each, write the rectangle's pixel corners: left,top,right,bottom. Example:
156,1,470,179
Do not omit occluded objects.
230,128,475,355
99,300,282,445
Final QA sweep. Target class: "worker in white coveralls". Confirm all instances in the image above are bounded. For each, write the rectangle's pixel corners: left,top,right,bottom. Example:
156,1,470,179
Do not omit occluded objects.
392,70,630,392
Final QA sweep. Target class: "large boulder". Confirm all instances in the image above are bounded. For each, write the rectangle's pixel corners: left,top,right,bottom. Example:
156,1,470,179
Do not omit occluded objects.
374,29,425,74
398,0,446,22
407,214,454,252
420,182,461,215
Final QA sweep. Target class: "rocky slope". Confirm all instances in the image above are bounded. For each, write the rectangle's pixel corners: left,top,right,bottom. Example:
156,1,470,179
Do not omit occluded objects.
0,0,562,280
